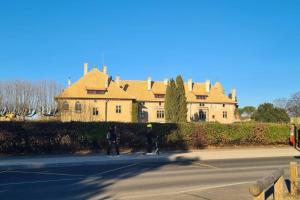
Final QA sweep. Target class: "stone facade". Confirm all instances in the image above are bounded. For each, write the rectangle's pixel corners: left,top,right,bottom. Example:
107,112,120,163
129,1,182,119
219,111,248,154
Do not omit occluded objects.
56,63,238,123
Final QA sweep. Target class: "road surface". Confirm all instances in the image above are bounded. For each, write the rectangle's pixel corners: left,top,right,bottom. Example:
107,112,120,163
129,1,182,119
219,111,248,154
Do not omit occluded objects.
0,156,298,200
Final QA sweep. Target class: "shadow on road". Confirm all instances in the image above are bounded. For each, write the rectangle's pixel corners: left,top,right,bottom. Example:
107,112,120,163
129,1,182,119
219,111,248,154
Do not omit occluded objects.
0,154,200,200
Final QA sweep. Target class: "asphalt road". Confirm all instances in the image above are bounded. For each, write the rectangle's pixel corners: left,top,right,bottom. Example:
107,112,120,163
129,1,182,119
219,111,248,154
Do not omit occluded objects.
0,156,298,200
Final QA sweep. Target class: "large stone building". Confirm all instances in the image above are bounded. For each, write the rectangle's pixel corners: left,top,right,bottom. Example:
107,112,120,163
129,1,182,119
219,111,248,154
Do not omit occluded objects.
56,63,238,123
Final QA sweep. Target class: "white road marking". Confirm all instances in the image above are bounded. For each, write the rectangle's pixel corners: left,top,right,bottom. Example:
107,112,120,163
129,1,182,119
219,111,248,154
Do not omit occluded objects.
0,177,83,186
5,170,86,177
0,164,137,186
90,163,137,177
118,181,254,199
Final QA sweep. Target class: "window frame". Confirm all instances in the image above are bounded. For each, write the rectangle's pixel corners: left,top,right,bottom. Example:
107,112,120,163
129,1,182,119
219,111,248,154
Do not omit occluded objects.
75,101,82,113
196,95,207,100
156,110,165,119
62,101,69,111
87,90,106,94
116,105,122,114
92,107,99,116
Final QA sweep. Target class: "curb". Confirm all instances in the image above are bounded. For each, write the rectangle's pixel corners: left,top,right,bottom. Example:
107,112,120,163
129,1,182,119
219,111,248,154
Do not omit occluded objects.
0,156,200,170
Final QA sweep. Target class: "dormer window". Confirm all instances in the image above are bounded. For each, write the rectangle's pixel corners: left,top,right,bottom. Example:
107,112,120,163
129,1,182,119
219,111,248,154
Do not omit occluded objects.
196,95,207,100
87,90,106,94
154,94,165,98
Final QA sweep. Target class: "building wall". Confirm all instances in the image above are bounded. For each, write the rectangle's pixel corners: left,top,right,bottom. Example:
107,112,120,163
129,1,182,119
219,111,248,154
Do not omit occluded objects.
187,102,236,124
138,101,165,123
58,99,236,123
58,99,132,122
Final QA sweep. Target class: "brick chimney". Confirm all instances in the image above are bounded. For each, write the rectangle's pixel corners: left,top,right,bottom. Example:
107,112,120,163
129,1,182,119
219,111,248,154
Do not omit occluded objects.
105,77,109,89
164,78,168,86
147,77,152,90
188,79,193,92
205,80,211,93
68,78,71,87
231,89,236,101
115,76,120,87
83,63,88,76
102,65,107,74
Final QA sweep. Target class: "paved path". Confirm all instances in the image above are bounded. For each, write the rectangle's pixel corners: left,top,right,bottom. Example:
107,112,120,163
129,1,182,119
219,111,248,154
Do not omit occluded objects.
0,156,299,200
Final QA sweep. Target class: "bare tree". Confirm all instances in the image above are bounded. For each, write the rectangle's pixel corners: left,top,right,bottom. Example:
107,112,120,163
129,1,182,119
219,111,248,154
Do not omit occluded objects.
0,80,62,120
273,98,288,109
286,92,300,117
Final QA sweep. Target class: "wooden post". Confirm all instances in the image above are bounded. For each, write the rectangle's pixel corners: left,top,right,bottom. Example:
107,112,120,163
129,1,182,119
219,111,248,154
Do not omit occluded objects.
254,192,264,200
290,161,298,195
274,176,284,200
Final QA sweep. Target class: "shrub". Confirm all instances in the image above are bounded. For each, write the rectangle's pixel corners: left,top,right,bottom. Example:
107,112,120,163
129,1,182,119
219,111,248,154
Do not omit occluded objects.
0,121,291,154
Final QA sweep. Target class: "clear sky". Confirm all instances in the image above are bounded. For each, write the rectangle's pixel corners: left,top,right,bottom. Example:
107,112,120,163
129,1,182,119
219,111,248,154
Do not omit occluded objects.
1,0,299,107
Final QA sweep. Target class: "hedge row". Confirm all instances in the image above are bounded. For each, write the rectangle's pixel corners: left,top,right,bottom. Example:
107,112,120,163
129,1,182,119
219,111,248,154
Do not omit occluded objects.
0,122,291,154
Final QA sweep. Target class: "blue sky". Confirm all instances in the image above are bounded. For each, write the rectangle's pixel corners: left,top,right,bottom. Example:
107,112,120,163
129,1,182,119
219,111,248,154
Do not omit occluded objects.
1,0,300,107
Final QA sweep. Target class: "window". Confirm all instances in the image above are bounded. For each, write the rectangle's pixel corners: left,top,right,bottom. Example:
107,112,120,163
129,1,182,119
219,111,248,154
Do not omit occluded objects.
223,104,226,107
139,111,145,119
154,94,165,98
87,90,106,94
199,103,205,107
62,101,69,111
92,107,99,116
157,110,164,119
159,102,162,106
75,101,81,112
116,105,122,113
196,95,207,99
212,115,215,119
223,111,228,118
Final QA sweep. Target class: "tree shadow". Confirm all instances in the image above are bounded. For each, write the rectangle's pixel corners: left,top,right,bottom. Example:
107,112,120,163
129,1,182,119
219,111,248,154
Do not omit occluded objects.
0,155,200,200
70,156,200,199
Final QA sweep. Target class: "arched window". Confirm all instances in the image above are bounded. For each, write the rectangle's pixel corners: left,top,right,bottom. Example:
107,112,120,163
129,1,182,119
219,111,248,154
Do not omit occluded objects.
75,101,81,112
62,101,69,111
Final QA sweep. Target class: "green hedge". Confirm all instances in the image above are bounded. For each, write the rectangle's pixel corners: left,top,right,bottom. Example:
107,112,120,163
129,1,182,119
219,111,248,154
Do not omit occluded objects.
0,122,291,154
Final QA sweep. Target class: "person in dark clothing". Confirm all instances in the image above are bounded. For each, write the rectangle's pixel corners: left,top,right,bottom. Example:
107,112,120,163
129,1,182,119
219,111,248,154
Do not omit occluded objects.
107,126,119,155
146,124,153,153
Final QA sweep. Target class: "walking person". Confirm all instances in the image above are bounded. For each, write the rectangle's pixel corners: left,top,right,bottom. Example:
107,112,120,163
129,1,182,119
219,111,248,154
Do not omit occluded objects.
107,126,120,155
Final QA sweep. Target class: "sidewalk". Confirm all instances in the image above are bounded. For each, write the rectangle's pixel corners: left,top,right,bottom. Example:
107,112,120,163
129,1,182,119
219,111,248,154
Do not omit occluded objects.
0,146,299,170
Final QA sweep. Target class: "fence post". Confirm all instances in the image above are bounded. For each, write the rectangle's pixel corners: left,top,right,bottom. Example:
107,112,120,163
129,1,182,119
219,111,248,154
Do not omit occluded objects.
290,161,298,195
274,175,284,200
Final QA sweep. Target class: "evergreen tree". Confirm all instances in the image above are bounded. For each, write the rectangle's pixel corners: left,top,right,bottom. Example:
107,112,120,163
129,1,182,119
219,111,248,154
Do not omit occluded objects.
175,75,187,122
164,79,178,122
252,103,290,123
